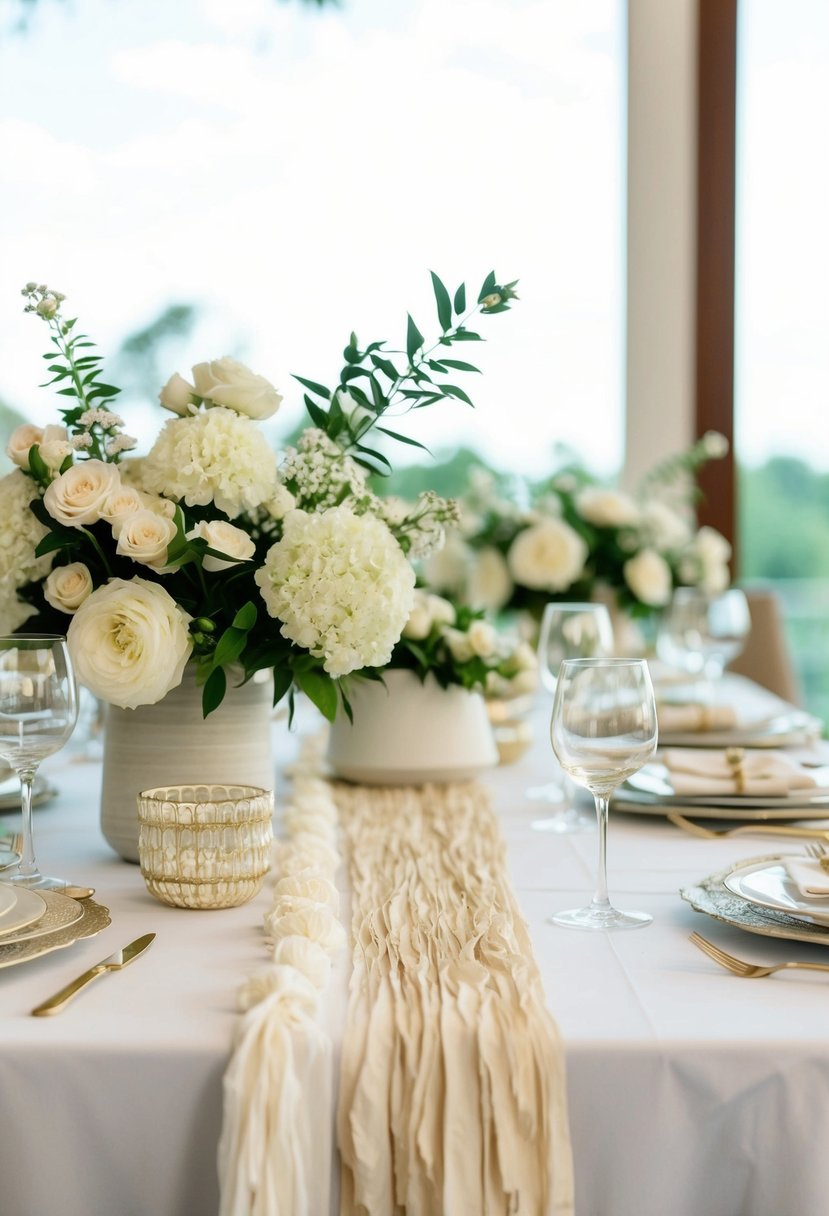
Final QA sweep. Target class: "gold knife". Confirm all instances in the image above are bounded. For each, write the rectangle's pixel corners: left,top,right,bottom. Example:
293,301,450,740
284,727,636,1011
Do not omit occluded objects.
31,933,156,1017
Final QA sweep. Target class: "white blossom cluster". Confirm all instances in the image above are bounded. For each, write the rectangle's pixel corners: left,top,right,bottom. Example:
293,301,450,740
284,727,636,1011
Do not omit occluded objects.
0,471,53,632
279,428,370,512
141,406,277,518
255,505,416,677
379,490,461,560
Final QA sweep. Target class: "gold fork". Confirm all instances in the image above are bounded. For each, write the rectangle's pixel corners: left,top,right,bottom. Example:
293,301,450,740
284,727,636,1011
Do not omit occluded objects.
689,931,829,979
667,813,829,841
806,842,829,872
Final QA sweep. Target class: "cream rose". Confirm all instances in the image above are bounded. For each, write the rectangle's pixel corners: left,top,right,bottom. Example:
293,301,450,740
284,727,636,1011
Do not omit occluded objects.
115,510,177,570
576,487,641,529
158,372,197,416
100,486,146,536
67,577,192,708
7,423,69,472
402,590,433,640
507,518,588,592
445,628,474,663
466,546,513,612
43,563,93,614
186,520,255,572
191,357,283,420
43,459,121,527
623,548,673,606
467,619,498,658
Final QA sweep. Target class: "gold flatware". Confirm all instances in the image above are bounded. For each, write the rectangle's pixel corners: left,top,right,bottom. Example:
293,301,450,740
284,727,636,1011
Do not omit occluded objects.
667,813,829,841
58,886,96,900
689,930,829,979
805,842,829,872
31,932,155,1016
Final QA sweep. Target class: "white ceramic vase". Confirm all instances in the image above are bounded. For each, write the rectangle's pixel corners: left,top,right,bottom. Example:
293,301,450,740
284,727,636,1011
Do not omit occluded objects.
327,668,498,785
100,667,275,863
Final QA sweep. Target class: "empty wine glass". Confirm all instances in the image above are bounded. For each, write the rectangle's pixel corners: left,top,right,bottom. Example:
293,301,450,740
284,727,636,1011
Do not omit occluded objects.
528,601,615,833
657,587,750,698
550,658,657,930
0,635,78,889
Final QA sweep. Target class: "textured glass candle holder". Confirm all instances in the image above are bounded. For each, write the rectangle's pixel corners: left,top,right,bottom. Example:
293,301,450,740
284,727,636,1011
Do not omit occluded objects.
137,784,273,909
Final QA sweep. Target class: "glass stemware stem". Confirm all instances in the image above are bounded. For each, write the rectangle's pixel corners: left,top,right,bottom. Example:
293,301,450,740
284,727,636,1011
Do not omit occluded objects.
16,769,41,884
591,793,611,913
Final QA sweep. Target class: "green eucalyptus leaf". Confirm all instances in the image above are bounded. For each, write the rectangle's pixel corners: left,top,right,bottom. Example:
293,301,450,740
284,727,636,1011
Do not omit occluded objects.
293,375,331,400
430,270,452,331
375,426,431,453
370,354,399,382
406,314,424,362
440,384,474,406
232,601,257,631
213,626,247,669
477,270,497,302
202,666,227,717
304,394,329,429
296,669,338,721
436,358,481,373
453,283,467,314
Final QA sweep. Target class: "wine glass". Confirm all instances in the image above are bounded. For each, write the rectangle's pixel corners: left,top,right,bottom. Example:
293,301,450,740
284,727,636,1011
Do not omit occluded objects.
657,587,751,698
528,601,615,833
550,658,657,930
0,635,78,889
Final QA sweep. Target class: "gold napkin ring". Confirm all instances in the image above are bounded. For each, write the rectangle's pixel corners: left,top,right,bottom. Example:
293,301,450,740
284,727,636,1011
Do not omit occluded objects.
725,746,746,793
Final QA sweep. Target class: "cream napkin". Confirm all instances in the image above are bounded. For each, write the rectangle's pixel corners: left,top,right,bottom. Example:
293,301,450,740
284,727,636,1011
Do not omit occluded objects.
657,702,739,733
783,857,829,898
661,748,818,797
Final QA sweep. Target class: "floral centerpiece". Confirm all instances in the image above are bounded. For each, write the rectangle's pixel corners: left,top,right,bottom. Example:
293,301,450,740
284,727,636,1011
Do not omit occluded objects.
422,434,732,631
3,273,517,724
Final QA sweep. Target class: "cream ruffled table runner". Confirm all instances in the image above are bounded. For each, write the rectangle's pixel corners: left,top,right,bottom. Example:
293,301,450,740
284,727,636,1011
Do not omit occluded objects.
335,780,573,1216
219,747,573,1216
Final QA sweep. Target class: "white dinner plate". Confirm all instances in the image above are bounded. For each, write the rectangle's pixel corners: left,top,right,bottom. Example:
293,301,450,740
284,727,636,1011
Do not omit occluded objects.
0,888,84,945
617,762,829,811
0,883,16,919
658,710,823,749
723,858,829,926
0,885,47,937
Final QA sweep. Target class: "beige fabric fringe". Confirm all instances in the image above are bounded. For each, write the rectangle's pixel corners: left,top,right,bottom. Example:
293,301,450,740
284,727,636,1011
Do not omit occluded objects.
335,780,574,1216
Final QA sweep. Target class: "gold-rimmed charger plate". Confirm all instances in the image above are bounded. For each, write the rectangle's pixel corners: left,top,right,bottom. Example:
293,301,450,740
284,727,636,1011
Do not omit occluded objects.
681,854,829,946
0,896,110,969
0,885,47,936
0,888,84,945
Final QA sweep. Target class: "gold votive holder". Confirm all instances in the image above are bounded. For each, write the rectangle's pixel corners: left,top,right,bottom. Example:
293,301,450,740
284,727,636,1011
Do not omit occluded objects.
137,783,273,909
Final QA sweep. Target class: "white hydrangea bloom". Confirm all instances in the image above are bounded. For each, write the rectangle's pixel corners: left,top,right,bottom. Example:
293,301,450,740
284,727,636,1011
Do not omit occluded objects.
255,505,416,677
0,471,53,631
141,407,277,518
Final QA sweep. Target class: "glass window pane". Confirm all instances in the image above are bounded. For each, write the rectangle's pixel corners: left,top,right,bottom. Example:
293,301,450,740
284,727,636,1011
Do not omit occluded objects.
0,0,624,480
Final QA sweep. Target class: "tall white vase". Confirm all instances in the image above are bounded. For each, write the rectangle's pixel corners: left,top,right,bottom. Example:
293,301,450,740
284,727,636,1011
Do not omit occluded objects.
100,667,275,863
327,669,498,785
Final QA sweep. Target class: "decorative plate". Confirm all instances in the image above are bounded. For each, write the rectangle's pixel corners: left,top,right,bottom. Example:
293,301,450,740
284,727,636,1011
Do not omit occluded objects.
614,761,829,813
0,885,47,936
0,888,85,945
722,858,829,926
680,855,829,946
0,896,110,969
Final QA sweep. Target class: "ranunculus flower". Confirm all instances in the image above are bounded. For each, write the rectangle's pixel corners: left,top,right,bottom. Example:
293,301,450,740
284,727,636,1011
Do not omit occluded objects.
115,509,177,570
67,577,192,708
43,459,121,527
187,520,255,572
623,548,673,606
507,518,587,592
191,357,283,421
43,562,93,614
576,487,641,529
158,372,197,416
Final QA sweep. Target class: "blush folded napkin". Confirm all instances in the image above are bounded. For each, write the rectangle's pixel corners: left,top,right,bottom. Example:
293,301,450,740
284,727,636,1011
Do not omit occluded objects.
661,748,818,797
783,857,829,898
657,702,739,733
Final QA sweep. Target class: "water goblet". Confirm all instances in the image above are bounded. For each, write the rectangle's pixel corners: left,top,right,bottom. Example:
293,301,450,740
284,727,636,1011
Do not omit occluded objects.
657,587,750,699
0,635,78,889
549,658,657,929
528,601,615,833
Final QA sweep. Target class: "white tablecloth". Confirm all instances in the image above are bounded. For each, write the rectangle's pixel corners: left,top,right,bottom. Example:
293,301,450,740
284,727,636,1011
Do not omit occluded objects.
1,687,828,1216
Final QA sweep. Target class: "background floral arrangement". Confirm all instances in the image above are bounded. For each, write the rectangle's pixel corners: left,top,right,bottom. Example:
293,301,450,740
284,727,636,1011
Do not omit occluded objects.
422,432,732,623
3,273,516,719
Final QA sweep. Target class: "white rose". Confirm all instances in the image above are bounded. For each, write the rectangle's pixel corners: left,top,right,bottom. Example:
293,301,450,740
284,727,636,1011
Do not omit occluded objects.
187,519,255,572
67,577,193,708
576,487,641,529
43,563,93,614
640,501,692,551
38,438,72,474
191,357,282,420
7,423,68,471
426,594,456,627
466,546,513,612
115,509,177,569
445,628,474,663
507,518,588,592
695,525,732,565
467,619,498,658
6,423,44,469
43,459,121,527
158,372,197,415
141,494,177,520
100,486,146,536
623,548,673,607
402,590,433,640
